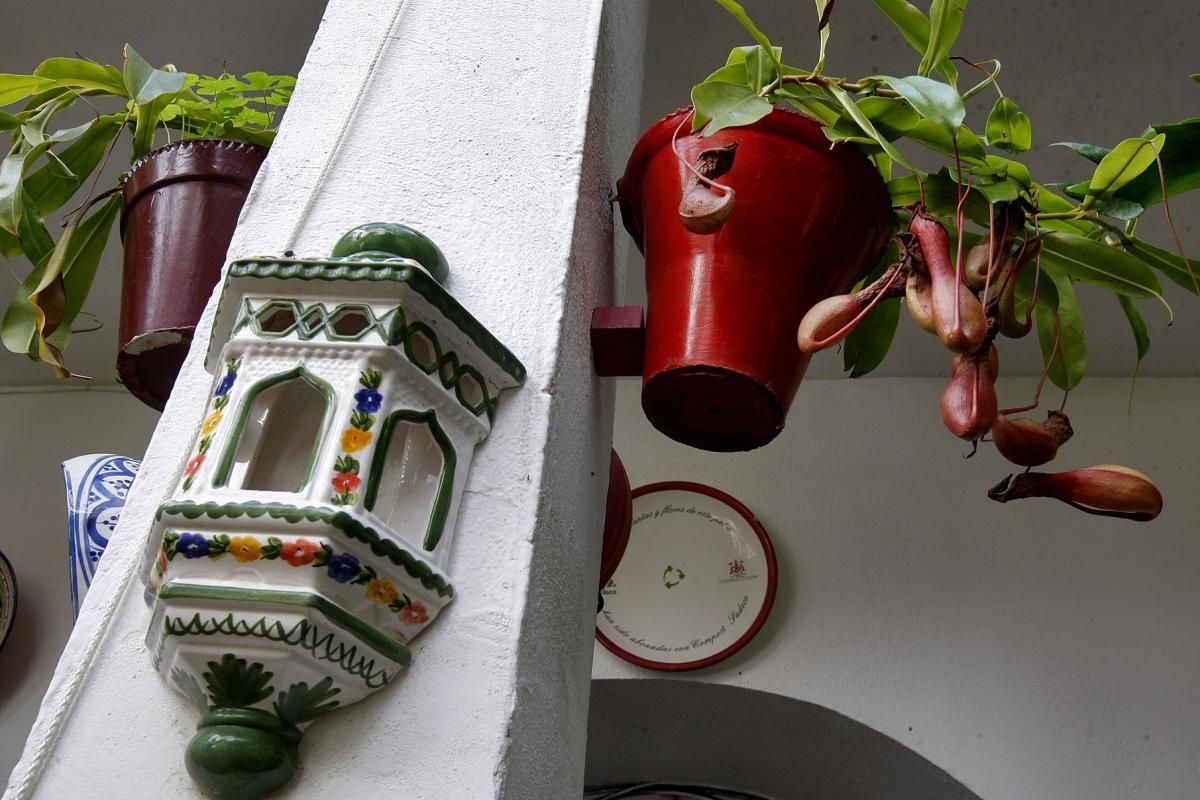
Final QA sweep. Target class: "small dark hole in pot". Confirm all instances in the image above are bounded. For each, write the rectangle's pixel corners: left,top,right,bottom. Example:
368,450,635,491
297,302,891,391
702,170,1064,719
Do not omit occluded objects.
330,309,371,336
708,406,724,416
257,306,296,333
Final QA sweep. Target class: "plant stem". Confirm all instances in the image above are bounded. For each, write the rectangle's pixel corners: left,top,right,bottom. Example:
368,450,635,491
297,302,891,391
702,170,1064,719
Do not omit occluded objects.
778,74,900,98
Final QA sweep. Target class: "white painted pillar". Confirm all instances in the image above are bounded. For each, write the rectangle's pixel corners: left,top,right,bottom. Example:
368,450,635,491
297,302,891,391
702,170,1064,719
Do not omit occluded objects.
5,1,648,797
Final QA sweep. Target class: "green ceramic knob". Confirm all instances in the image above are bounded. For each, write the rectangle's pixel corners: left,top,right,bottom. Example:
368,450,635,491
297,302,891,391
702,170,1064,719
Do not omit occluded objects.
332,222,450,284
186,708,302,800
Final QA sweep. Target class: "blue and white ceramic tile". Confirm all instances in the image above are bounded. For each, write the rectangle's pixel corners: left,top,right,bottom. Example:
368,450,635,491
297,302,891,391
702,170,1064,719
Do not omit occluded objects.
62,454,140,620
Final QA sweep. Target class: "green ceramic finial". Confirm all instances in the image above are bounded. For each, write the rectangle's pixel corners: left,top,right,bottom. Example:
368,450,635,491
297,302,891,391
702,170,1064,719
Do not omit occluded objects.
186,708,302,800
332,222,450,284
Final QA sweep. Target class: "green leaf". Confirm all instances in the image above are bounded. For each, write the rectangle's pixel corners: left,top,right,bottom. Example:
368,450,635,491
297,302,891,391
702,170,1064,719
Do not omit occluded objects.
844,297,900,377
1082,133,1165,210
1191,73,1200,83
33,58,127,97
705,62,749,86
1029,184,1092,234
1034,264,1087,390
985,96,1031,153
122,45,187,105
828,85,921,174
868,0,957,84
273,677,341,725
742,46,779,93
0,141,54,238
691,81,772,136
973,177,1021,204
887,172,990,223
814,0,833,74
1116,294,1150,364
857,96,921,138
869,0,931,57
713,0,781,72
0,75,57,106
1040,232,1169,314
24,115,122,215
918,0,968,80
1115,119,1200,208
878,75,964,133
44,193,122,352
123,45,187,158
976,154,1032,189
906,120,987,163
1122,236,1200,294
1052,140,1110,164
1057,120,1200,209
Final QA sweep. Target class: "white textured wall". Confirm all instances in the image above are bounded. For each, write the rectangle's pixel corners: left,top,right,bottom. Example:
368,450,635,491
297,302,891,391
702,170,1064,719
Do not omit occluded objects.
6,0,647,798
597,376,1200,800
0,390,157,787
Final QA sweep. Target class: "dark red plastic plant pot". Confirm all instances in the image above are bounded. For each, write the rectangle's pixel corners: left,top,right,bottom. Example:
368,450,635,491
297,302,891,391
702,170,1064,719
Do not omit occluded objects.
599,450,633,590
119,139,267,410
617,107,894,452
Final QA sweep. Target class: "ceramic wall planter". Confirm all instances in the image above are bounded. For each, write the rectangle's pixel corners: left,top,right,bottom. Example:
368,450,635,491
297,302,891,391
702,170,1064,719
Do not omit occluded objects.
119,139,268,410
140,223,525,799
617,107,893,451
62,454,141,620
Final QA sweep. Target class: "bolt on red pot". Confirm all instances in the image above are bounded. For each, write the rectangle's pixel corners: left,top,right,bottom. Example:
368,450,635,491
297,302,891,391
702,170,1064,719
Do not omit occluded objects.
617,107,893,451
119,139,267,410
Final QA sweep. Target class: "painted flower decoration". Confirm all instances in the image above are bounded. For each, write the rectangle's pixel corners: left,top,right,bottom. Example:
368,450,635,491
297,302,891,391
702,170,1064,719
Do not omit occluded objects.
228,536,262,563
326,553,361,583
178,533,210,559
184,454,206,477
201,411,224,436
341,428,373,453
399,602,429,625
354,387,383,413
331,471,362,495
366,578,400,605
214,371,237,397
280,539,320,567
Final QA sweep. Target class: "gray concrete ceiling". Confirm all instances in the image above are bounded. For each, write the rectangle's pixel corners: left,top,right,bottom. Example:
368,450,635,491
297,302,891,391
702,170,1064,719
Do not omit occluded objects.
626,0,1200,380
0,0,328,389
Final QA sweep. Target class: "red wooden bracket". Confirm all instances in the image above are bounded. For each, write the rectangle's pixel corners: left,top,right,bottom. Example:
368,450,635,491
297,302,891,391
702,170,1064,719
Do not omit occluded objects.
591,306,645,377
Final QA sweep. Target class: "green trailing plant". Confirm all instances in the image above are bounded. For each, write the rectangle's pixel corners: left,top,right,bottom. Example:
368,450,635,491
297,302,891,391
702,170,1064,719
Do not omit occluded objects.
0,45,294,376
683,0,1198,520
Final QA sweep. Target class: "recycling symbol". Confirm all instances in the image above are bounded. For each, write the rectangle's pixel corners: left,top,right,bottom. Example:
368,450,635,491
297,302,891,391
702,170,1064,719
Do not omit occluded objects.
662,564,686,589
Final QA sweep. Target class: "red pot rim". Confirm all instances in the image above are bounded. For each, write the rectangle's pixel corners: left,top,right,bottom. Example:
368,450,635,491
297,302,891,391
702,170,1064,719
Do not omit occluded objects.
617,105,846,249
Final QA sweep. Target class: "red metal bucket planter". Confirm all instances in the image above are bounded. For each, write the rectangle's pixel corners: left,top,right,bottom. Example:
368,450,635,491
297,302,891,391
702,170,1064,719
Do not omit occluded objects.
616,107,893,451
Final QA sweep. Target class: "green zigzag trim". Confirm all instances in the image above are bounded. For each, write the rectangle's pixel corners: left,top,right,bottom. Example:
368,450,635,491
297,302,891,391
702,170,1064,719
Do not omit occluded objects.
157,500,454,598
163,611,397,689
226,258,526,384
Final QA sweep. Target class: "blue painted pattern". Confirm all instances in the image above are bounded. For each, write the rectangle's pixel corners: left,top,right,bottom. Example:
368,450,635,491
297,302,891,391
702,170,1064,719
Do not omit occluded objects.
62,454,140,621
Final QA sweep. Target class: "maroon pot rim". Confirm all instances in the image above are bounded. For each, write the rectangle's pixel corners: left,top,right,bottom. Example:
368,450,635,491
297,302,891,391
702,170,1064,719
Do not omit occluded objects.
121,138,268,230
